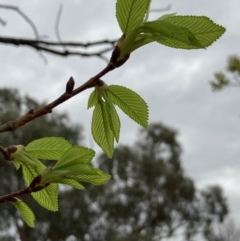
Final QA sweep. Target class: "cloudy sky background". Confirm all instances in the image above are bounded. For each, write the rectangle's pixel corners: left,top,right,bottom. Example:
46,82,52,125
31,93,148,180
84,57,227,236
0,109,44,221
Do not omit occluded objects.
1,0,240,224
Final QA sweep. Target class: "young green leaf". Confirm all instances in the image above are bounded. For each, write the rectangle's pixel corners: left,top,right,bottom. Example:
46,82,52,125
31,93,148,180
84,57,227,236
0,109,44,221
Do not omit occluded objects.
105,100,121,142
54,146,95,169
12,151,41,170
142,16,225,49
116,0,151,34
106,85,148,128
121,36,153,57
40,162,110,186
11,198,35,228
141,20,203,49
25,137,71,160
22,161,58,211
60,179,85,190
57,163,111,186
91,101,114,158
163,16,226,48
31,183,58,211
87,89,98,109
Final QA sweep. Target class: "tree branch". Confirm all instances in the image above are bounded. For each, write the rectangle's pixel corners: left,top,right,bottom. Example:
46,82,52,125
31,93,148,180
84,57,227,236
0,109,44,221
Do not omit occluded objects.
0,3,117,60
0,4,39,39
0,36,116,58
0,173,46,203
0,62,116,133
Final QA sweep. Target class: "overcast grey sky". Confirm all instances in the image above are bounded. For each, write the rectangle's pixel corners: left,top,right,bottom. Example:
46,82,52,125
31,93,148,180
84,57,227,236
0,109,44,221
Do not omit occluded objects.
1,0,240,224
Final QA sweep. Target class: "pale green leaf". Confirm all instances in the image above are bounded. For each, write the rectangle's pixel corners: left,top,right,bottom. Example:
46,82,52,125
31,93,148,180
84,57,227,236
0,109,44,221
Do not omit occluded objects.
13,159,21,170
105,102,121,143
54,146,95,170
22,161,58,211
107,85,148,128
37,163,110,189
91,101,114,158
31,183,58,211
157,13,177,21
12,152,41,170
142,15,225,49
141,20,203,49
60,179,85,190
11,199,35,228
87,89,98,109
116,0,151,34
121,36,153,57
64,164,111,185
25,137,71,160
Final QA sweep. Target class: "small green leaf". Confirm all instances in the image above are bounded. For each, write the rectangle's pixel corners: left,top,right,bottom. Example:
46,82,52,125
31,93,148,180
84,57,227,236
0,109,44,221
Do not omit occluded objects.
116,0,151,34
60,179,85,190
25,137,71,160
88,89,98,109
141,20,203,49
22,161,58,211
12,152,40,169
31,183,58,211
107,85,148,128
11,198,35,228
61,164,111,185
121,36,153,57
41,163,110,186
13,159,21,170
54,146,95,169
105,100,121,142
13,151,58,211
142,15,225,49
40,146,110,186
91,101,114,158
164,16,226,47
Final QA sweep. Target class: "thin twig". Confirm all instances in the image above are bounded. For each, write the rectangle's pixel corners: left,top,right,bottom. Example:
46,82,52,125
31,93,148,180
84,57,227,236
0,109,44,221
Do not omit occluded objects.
55,4,66,50
0,36,116,58
0,36,117,48
0,17,6,25
0,187,31,203
0,63,116,133
0,4,116,61
0,4,39,39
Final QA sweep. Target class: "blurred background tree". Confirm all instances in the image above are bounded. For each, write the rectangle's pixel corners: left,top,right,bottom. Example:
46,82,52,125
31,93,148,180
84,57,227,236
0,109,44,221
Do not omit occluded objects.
210,55,240,91
204,218,240,241
0,90,230,241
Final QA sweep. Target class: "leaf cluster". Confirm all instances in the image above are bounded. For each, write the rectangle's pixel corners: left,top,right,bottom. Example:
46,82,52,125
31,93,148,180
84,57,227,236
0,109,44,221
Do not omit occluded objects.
8,137,110,226
88,83,148,157
114,0,225,63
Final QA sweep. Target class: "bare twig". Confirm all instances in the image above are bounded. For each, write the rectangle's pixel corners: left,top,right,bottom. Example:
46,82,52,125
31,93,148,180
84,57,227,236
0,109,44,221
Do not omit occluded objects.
0,17,6,25
0,3,116,61
0,172,47,203
55,4,65,50
0,63,116,133
0,4,39,39
0,36,116,58
0,36,116,48
0,188,32,203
